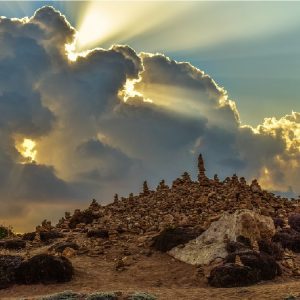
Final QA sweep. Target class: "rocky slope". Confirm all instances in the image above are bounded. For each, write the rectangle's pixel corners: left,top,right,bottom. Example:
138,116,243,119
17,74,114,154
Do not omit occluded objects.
1,154,300,299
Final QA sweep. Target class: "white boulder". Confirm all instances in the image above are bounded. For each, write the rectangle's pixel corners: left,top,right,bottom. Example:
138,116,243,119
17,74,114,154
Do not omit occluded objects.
168,209,275,265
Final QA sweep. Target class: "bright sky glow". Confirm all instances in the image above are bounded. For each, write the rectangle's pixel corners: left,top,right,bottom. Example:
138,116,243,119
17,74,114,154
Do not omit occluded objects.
17,138,37,163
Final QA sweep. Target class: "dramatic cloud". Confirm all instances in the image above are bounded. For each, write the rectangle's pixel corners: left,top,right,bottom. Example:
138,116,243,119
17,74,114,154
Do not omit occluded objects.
0,6,299,230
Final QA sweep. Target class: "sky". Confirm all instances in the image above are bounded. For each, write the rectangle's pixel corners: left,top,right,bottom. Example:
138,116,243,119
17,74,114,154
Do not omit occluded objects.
0,1,299,231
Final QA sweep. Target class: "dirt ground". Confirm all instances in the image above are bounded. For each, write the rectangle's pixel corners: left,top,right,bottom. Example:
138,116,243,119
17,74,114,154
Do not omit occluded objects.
1,250,300,300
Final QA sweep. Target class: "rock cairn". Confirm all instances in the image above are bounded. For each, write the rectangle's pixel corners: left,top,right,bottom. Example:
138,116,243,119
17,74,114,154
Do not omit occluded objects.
55,154,300,236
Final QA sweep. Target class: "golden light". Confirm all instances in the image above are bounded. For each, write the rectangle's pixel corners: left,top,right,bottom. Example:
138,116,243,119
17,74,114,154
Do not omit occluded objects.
76,8,111,50
119,79,152,103
73,2,188,52
16,138,37,163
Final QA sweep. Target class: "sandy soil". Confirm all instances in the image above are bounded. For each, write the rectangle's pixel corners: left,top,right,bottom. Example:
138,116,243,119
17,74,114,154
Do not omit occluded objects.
0,250,300,300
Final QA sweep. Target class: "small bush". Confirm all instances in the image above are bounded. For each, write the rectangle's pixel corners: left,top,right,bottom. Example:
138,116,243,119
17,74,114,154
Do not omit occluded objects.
225,251,281,280
258,240,283,260
69,210,97,229
0,255,23,289
40,231,63,243
0,226,9,239
208,263,260,288
86,292,118,300
1,239,26,250
283,296,300,300
41,291,79,300
22,232,36,241
128,292,157,300
41,291,82,300
273,217,285,228
289,214,300,232
272,229,300,252
15,254,74,284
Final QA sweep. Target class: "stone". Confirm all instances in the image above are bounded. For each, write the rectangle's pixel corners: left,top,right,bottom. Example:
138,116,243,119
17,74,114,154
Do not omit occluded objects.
169,210,275,265
62,247,77,258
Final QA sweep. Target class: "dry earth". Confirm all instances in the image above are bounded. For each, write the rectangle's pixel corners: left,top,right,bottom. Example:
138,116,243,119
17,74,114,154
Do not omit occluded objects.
0,249,300,300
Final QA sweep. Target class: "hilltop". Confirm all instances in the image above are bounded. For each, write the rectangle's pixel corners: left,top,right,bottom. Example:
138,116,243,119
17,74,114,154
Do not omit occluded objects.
1,155,300,300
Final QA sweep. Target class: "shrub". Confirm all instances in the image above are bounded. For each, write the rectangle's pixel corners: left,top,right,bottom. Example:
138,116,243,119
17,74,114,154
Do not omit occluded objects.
0,255,23,289
1,239,26,250
128,292,157,300
258,240,283,260
40,231,63,243
273,217,285,228
151,227,202,252
0,226,9,239
272,229,300,252
15,254,74,284
68,210,97,229
225,251,281,280
208,263,260,288
289,214,300,232
41,291,82,300
22,232,36,241
86,292,118,300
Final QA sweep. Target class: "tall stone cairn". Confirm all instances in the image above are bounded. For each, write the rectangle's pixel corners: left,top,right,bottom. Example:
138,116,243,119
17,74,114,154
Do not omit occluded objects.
198,153,208,185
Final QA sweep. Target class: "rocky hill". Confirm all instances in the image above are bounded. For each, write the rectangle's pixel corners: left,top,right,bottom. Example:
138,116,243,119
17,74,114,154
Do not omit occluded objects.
52,154,300,235
2,154,300,299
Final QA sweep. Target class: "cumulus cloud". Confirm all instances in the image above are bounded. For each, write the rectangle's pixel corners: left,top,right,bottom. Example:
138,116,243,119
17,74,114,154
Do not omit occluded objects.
0,6,299,230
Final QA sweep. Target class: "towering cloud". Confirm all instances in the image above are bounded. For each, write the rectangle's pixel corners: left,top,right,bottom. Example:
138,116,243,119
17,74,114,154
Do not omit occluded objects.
0,6,299,230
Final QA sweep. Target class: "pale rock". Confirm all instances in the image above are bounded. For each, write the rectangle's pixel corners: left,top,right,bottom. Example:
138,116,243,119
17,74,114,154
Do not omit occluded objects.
62,247,76,258
169,209,275,265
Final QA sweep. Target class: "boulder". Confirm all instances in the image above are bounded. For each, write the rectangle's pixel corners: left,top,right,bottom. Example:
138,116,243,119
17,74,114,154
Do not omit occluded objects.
169,210,275,265
15,254,74,284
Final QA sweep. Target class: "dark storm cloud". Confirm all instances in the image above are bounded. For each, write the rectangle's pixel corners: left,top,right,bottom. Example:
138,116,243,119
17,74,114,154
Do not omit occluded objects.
0,6,299,230
76,138,140,181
